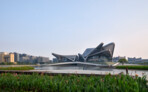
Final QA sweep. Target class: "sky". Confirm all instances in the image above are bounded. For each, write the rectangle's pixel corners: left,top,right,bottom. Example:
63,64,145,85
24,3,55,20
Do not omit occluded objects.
0,0,148,59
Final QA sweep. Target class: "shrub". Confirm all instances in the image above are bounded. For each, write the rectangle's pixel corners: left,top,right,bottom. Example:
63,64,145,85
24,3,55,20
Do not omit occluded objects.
0,74,147,92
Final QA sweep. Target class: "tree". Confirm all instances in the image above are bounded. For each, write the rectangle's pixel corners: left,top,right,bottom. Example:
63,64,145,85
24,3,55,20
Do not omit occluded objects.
118,58,127,65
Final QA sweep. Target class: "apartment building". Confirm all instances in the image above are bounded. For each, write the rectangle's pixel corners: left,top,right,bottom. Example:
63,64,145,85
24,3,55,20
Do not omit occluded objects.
0,52,15,62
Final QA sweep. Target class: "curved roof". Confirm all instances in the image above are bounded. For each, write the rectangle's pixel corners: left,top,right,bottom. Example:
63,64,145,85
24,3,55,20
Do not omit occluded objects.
103,42,115,57
82,48,94,58
52,42,115,62
83,42,115,60
52,53,77,61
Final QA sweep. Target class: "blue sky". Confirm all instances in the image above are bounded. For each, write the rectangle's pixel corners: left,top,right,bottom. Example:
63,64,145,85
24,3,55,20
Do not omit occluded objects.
0,0,148,59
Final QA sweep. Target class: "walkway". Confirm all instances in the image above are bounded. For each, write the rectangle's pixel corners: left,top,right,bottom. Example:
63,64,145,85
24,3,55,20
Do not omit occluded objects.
42,62,119,67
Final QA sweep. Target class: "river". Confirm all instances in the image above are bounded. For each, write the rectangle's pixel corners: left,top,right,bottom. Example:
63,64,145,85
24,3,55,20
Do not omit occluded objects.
34,65,148,80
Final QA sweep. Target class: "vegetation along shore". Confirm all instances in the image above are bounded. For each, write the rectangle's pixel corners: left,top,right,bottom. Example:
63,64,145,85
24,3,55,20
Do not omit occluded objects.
0,73,147,92
116,65,148,70
0,66,34,70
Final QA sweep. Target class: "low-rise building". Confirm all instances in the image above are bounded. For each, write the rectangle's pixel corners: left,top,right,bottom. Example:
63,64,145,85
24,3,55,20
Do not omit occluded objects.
128,57,148,64
37,57,49,63
1,52,50,64
128,57,142,62
17,53,50,63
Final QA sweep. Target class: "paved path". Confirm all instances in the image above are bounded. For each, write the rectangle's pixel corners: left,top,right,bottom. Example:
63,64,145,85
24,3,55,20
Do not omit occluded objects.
41,62,119,67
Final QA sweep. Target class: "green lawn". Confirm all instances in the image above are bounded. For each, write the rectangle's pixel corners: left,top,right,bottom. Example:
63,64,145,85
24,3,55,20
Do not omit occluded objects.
0,66,34,70
116,65,148,70
0,73,147,92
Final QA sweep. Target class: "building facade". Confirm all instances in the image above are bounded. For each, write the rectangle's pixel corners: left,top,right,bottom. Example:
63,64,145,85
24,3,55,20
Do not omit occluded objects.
0,52,50,64
128,57,142,62
17,53,50,63
14,52,20,62
127,57,148,64
0,52,14,62
52,42,115,62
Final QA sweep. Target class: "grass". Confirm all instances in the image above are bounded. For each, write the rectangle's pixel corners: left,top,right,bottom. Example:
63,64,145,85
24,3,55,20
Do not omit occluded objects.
0,62,16,65
0,73,147,92
116,65,148,70
0,66,34,70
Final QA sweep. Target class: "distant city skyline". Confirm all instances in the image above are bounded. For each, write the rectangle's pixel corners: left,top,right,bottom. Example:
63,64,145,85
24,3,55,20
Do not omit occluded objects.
0,0,148,59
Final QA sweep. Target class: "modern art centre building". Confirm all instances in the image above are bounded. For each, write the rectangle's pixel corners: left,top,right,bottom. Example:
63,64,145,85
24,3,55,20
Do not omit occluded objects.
52,42,115,62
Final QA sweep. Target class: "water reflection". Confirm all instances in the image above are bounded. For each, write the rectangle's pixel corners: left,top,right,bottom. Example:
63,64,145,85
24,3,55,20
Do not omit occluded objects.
35,65,148,80
35,65,101,70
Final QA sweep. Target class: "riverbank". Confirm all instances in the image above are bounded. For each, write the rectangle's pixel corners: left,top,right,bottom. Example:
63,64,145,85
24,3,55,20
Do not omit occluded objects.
0,65,39,67
0,69,147,80
116,65,148,70
0,70,119,76
0,66,34,70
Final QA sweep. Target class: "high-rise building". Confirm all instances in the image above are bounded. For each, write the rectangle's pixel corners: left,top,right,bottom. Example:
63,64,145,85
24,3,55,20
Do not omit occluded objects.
13,52,20,62
0,52,7,62
0,52,14,62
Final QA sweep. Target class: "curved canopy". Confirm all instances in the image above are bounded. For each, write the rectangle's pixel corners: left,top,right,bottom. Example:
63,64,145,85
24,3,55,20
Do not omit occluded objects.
52,53,77,62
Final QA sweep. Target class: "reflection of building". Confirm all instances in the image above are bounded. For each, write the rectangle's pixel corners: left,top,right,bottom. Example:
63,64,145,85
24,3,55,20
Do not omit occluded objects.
0,52,14,62
52,42,115,62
